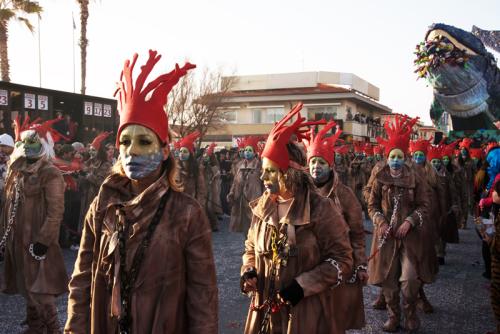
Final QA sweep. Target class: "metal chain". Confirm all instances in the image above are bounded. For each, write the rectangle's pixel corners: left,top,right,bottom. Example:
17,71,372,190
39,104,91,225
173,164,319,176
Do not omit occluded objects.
253,227,289,334
347,264,368,284
377,193,402,249
0,179,22,249
29,243,46,261
325,258,343,288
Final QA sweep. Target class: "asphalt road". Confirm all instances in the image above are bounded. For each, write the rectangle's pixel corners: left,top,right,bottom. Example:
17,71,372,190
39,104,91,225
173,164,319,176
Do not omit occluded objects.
0,216,496,333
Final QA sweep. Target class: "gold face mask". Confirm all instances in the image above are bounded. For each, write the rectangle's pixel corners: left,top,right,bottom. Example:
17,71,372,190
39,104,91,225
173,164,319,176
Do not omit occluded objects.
118,125,167,180
119,125,162,156
261,157,283,194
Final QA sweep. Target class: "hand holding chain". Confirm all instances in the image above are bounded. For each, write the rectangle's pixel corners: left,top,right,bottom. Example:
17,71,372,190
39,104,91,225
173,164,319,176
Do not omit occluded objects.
347,264,368,284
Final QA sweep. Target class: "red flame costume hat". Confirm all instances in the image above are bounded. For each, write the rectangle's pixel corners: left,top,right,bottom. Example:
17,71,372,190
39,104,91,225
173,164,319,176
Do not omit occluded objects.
459,138,473,150
469,148,484,160
373,145,384,155
303,121,342,166
235,137,245,150
334,145,349,155
14,115,69,143
261,103,324,171
242,136,263,153
114,50,195,146
439,140,458,158
353,141,364,153
90,131,112,151
409,138,433,155
177,131,200,154
426,145,443,161
376,114,418,157
206,142,217,156
364,143,374,156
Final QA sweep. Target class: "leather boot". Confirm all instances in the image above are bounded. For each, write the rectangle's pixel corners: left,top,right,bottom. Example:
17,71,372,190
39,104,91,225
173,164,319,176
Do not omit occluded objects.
42,304,62,334
383,301,400,332
417,287,434,314
403,302,420,333
372,291,387,310
22,306,44,334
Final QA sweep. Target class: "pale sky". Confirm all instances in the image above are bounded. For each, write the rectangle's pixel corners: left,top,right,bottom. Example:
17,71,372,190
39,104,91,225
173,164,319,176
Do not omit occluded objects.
8,0,500,125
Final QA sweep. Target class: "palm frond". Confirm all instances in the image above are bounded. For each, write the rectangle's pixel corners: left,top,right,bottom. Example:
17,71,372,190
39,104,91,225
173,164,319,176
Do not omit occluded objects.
0,8,16,21
17,16,34,32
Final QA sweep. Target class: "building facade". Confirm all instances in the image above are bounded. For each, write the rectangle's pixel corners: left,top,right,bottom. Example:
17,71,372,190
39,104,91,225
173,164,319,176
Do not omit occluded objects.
203,71,392,146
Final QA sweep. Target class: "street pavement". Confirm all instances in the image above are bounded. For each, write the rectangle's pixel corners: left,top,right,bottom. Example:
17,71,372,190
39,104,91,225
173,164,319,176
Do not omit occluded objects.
0,216,496,333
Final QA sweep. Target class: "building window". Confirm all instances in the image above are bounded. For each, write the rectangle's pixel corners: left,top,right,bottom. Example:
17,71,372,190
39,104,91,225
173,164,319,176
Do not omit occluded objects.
252,109,262,123
222,110,237,123
307,106,337,121
264,107,285,123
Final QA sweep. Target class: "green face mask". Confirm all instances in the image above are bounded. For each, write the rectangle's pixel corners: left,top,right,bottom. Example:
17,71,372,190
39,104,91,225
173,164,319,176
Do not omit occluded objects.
334,153,342,166
442,156,450,166
413,151,425,165
18,132,42,159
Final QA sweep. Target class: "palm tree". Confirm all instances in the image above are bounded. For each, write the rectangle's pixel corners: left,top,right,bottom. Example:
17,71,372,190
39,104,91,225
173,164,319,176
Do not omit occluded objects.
77,0,89,94
0,0,42,82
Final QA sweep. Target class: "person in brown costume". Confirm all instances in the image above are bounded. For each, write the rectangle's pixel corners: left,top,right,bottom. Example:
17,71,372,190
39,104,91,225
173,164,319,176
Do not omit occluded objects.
333,145,350,186
362,145,387,311
202,143,222,231
240,104,353,334
304,121,367,332
457,138,476,228
64,51,218,334
228,136,263,235
349,141,367,213
175,130,208,207
231,138,245,178
1,117,67,333
429,145,461,265
78,132,113,234
369,115,430,333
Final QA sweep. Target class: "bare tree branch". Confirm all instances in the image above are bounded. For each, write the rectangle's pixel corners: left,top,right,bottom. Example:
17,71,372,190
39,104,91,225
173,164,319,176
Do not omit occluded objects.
167,66,237,146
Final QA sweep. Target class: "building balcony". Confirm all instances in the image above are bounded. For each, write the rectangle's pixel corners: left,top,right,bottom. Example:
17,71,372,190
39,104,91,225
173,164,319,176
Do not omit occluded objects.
343,121,383,140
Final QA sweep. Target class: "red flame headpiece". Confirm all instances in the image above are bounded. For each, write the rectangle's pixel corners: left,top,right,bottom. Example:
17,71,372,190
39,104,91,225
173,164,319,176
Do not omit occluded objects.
303,121,342,165
261,103,324,171
427,145,442,161
376,114,418,157
177,131,200,154
459,138,473,150
115,50,195,146
91,131,112,151
409,137,433,155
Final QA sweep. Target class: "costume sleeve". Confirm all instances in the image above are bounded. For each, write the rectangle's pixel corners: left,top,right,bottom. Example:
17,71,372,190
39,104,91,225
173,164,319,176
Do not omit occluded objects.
338,185,367,267
37,172,65,246
368,179,387,226
241,216,258,274
64,199,97,334
295,200,353,297
185,204,218,334
362,166,378,204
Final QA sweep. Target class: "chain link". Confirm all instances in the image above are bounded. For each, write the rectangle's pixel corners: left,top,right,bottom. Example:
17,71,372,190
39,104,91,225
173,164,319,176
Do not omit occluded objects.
29,243,46,261
0,179,22,249
325,258,343,288
377,193,402,249
347,264,368,284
